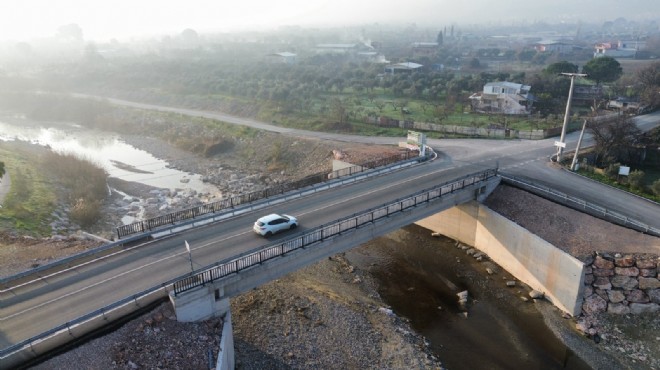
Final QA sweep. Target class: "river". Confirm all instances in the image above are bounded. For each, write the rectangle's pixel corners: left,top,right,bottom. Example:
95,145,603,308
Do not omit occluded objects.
0,115,219,196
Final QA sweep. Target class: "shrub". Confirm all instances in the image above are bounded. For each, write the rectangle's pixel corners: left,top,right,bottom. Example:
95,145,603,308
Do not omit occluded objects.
628,170,645,191
651,179,660,197
604,163,621,179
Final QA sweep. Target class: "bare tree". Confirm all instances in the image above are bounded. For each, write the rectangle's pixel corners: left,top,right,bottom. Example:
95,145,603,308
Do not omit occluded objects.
589,116,642,166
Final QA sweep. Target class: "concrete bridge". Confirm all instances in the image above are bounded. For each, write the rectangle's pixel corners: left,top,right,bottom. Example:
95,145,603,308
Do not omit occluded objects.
2,159,659,369
2,166,504,367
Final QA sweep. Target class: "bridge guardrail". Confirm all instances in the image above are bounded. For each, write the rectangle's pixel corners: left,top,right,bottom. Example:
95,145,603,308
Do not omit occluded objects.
499,174,660,237
116,150,422,239
173,168,498,295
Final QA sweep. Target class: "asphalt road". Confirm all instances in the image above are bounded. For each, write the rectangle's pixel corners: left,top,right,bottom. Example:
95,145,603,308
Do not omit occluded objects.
2,99,659,354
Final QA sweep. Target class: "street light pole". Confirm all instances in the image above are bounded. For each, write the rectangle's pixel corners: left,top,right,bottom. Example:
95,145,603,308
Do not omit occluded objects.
557,72,587,162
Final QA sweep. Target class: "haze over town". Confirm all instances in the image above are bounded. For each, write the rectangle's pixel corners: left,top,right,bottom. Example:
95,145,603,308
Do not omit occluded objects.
2,0,660,42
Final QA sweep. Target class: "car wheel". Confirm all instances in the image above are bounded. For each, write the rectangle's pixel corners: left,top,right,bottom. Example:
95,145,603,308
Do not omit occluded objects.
290,223,297,230
265,231,272,237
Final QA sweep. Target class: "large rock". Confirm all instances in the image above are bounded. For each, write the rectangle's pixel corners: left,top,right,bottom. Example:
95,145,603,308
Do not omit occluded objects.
582,294,607,315
639,278,660,290
640,268,657,278
636,259,657,269
607,303,631,314
626,289,650,303
593,277,612,290
594,256,614,269
615,267,639,277
648,289,660,304
614,255,635,267
611,275,638,290
629,303,660,314
593,268,614,277
607,290,626,303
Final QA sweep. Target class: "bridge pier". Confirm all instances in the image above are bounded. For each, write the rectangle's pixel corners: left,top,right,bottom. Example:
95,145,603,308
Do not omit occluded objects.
169,285,230,322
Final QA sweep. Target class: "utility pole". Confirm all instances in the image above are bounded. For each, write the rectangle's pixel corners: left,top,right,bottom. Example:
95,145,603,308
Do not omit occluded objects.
570,119,588,171
556,72,587,162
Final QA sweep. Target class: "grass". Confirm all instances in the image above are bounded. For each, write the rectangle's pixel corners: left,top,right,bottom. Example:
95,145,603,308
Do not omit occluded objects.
0,141,110,236
577,151,660,203
0,143,57,236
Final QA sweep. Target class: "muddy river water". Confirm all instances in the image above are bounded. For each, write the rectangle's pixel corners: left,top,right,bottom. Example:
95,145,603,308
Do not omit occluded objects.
347,225,591,370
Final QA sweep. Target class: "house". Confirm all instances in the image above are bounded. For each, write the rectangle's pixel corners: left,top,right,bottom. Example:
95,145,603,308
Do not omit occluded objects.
607,97,645,113
468,81,534,115
534,40,573,54
594,40,645,58
267,52,297,65
314,44,359,54
411,42,438,56
384,62,423,74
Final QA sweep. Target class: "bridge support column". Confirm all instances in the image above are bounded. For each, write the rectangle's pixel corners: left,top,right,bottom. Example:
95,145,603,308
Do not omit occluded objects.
169,285,230,322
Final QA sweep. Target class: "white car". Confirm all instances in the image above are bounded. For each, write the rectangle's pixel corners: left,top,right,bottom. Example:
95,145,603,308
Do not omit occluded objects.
253,213,298,236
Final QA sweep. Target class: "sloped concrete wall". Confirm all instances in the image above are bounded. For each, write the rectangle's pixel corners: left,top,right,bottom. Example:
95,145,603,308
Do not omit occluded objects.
416,201,585,316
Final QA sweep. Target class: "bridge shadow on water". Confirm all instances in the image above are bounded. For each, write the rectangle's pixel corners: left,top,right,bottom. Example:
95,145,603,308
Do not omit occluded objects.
346,224,591,370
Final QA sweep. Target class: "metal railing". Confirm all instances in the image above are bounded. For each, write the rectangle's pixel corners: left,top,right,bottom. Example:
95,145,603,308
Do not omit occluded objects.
1,167,491,365
116,150,421,239
173,168,498,295
500,174,660,237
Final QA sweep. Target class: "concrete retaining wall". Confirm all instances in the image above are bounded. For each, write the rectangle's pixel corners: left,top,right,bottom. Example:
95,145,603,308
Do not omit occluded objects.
216,310,235,370
416,201,585,316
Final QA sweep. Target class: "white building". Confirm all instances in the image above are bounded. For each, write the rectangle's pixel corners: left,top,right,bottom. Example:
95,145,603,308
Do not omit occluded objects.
469,82,533,115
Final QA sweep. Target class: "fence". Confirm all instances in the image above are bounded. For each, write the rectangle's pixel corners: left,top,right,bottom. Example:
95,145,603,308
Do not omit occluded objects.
173,168,498,295
500,174,660,237
116,150,420,239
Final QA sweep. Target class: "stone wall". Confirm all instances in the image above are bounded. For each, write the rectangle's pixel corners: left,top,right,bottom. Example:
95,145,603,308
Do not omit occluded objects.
582,253,660,315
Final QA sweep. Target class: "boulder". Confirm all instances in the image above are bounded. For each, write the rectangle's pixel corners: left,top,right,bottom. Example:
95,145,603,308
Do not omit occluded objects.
648,289,660,304
636,259,657,269
640,268,657,278
594,256,614,269
582,294,607,315
629,303,660,314
593,277,612,290
607,303,631,315
607,290,626,303
639,277,660,290
626,289,649,303
614,267,639,277
611,275,638,290
614,255,635,267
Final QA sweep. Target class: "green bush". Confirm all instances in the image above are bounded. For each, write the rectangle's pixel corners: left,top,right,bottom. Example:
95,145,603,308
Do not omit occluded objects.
604,163,621,179
70,198,102,228
652,179,660,197
628,170,645,191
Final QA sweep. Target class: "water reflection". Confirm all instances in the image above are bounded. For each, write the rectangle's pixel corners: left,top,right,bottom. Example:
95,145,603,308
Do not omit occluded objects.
0,118,219,195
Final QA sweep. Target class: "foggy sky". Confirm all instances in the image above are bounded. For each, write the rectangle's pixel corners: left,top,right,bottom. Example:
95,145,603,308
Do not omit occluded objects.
2,0,659,42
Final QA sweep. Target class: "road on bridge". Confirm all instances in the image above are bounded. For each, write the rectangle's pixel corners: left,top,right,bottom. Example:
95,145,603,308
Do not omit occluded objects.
2,99,659,355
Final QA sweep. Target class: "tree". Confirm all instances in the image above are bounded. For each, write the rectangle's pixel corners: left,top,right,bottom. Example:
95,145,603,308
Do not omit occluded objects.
589,116,642,166
437,31,443,46
0,161,5,178
636,61,660,110
544,61,579,75
582,56,622,85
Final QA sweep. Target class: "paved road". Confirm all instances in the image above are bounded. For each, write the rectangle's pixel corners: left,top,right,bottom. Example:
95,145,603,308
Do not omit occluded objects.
2,98,659,355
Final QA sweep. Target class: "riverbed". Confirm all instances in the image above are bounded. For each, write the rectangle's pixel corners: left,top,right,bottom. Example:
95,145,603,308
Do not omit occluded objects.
347,225,592,370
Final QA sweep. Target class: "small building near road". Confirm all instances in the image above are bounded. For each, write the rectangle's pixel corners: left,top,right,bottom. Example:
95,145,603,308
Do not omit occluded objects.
469,81,534,115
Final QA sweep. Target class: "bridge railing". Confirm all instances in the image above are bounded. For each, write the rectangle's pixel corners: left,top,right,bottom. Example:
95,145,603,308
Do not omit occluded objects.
173,168,498,295
116,150,421,239
500,174,660,237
